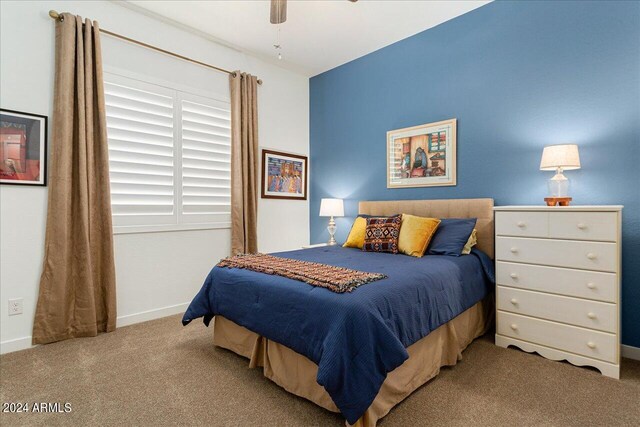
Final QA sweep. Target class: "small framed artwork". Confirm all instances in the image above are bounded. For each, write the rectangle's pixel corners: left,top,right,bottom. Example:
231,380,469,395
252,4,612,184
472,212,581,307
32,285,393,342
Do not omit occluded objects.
261,149,308,200
387,118,457,188
0,109,48,186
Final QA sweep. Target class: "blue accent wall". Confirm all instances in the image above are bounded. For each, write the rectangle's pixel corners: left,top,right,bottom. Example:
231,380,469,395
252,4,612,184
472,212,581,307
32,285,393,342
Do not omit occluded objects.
310,1,640,346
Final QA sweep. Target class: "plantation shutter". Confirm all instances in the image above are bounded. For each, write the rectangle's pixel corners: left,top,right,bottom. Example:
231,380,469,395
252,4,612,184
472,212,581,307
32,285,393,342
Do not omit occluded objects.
105,78,176,227
104,73,231,232
180,95,232,225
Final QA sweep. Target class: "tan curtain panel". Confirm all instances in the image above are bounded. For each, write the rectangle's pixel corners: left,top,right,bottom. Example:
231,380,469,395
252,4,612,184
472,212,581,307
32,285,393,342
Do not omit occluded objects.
229,72,259,254
33,14,116,345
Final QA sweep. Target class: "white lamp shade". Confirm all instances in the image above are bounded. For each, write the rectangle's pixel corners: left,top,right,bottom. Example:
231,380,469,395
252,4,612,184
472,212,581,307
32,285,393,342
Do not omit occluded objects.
540,144,581,171
319,198,344,217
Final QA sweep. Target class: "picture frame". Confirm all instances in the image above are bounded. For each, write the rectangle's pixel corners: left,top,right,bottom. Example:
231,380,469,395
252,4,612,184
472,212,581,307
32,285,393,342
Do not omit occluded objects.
0,109,48,186
261,149,308,200
387,118,457,188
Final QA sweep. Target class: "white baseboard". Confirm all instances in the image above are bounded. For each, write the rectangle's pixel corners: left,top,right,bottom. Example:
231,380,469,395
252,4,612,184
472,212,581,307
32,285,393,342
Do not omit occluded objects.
116,302,189,327
622,344,640,361
1,302,189,355
0,336,34,355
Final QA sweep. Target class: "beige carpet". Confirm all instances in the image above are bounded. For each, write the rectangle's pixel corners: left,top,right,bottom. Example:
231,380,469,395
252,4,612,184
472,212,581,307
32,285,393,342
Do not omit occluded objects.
1,315,639,426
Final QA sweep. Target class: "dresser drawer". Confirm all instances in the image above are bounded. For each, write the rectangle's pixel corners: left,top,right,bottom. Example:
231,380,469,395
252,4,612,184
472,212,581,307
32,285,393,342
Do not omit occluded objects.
496,237,617,272
496,262,617,302
497,287,616,333
549,212,618,242
497,311,617,363
495,211,547,237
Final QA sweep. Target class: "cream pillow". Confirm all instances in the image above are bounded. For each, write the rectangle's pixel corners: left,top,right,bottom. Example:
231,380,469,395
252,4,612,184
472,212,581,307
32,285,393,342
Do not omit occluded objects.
461,229,478,255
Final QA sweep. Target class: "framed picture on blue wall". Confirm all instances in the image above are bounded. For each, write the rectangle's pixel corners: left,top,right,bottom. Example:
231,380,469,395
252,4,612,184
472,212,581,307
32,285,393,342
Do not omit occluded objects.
387,118,456,188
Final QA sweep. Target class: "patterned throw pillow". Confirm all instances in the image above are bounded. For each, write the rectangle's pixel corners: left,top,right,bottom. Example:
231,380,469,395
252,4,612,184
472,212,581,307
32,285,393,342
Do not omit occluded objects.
363,215,401,254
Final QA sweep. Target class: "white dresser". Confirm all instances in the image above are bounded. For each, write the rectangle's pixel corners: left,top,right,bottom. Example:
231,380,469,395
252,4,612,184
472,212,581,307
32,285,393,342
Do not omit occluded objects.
494,206,623,378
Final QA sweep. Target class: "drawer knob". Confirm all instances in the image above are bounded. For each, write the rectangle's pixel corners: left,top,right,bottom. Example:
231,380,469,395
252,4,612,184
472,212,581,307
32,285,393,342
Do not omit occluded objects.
516,221,526,228
587,253,597,260
577,223,587,230
510,323,518,330
587,282,596,289
510,273,518,279
587,312,597,319
510,247,519,254
510,298,518,305
587,341,597,349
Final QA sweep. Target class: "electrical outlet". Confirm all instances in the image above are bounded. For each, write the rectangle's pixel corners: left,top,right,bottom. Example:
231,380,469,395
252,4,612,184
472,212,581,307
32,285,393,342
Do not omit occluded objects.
8,298,23,316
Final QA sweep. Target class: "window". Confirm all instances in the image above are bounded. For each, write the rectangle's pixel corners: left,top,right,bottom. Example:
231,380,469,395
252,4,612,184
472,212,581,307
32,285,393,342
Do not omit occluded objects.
104,73,231,233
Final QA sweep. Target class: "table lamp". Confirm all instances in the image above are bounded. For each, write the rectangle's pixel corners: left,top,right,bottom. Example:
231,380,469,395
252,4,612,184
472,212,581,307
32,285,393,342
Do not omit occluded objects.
319,198,344,245
540,144,581,205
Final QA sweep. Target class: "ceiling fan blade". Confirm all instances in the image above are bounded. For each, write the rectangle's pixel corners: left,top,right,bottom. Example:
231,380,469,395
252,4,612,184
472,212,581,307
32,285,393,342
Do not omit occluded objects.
271,0,287,25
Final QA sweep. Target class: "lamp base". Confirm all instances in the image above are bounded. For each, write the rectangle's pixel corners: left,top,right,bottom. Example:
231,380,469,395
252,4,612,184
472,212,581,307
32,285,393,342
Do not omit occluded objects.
326,216,337,246
548,168,570,197
544,197,572,207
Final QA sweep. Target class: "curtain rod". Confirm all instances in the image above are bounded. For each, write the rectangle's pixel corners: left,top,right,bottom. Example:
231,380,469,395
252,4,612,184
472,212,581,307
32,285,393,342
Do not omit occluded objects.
48,10,263,85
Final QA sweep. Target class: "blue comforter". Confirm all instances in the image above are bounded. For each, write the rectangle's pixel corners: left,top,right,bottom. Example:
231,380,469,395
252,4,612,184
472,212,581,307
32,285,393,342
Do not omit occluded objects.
182,246,494,424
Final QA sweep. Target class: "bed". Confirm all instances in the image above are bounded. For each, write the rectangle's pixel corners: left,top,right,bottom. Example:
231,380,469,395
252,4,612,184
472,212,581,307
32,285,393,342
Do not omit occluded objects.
183,198,495,426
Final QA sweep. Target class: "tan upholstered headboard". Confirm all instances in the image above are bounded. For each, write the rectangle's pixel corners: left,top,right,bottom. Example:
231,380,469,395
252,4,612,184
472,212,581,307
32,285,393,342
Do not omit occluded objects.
358,198,495,258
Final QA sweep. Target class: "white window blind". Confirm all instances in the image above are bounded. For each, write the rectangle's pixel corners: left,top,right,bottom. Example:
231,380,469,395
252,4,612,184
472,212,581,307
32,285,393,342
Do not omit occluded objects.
180,96,232,224
104,73,231,233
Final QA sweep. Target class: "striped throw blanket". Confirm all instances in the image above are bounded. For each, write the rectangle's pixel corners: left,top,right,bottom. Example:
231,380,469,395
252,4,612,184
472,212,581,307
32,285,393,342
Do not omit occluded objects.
217,253,386,293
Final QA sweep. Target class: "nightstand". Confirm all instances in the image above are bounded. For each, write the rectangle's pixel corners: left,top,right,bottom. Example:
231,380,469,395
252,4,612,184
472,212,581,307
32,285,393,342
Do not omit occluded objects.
494,205,622,378
301,243,329,249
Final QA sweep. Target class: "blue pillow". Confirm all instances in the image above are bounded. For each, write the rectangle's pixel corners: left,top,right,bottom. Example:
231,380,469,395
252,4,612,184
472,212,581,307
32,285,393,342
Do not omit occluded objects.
427,218,477,257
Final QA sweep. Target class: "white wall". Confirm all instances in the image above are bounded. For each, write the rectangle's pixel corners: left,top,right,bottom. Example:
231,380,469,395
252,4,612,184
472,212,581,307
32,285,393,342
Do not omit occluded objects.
0,0,309,353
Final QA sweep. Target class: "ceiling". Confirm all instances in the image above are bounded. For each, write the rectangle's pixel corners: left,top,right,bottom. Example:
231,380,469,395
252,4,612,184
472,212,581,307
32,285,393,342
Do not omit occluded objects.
126,0,490,77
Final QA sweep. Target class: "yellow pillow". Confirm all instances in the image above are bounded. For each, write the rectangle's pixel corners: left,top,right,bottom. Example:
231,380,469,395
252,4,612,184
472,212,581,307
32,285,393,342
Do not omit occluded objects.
461,229,478,255
398,214,441,257
343,217,367,249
